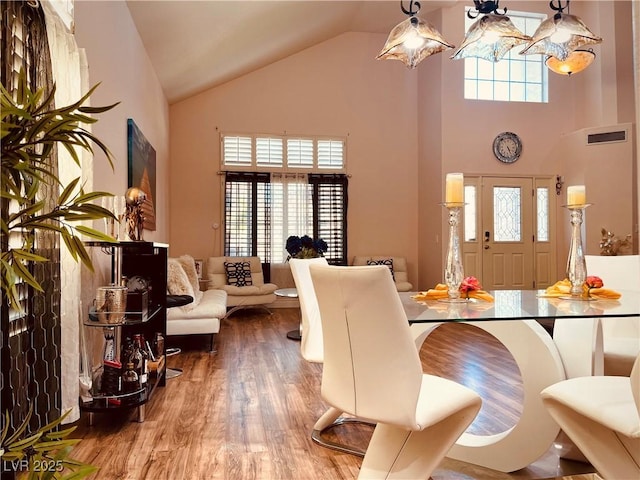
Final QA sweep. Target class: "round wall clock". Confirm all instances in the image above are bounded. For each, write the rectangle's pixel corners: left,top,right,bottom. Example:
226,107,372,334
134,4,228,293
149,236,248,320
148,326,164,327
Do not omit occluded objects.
493,132,522,164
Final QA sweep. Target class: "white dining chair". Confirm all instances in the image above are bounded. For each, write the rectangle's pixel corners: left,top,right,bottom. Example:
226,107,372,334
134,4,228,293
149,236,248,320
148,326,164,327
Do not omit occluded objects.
289,257,371,456
541,353,640,480
310,264,482,479
585,254,640,376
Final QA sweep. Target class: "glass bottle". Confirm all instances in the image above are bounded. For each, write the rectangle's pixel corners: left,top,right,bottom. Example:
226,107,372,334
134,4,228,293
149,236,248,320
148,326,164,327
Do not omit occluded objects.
129,336,144,384
122,362,140,404
132,334,149,386
153,332,164,358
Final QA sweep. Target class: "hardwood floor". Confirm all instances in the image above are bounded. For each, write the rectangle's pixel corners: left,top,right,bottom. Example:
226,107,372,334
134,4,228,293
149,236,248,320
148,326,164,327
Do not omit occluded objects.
71,308,598,480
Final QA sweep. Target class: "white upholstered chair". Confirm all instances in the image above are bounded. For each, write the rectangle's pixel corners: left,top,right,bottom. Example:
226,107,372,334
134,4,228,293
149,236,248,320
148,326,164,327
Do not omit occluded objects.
289,257,328,363
309,264,482,479
541,353,640,480
585,255,640,375
290,257,370,456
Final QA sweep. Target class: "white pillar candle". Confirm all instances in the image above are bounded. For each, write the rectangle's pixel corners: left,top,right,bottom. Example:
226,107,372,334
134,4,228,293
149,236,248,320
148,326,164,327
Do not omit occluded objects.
567,185,586,206
445,173,464,204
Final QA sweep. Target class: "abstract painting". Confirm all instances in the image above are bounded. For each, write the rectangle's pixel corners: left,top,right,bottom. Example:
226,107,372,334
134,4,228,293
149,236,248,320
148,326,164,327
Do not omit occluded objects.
127,119,156,231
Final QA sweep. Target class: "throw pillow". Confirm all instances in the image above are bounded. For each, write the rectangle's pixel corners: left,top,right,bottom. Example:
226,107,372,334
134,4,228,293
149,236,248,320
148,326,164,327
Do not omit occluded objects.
167,258,195,299
367,258,395,280
178,254,200,294
224,261,253,287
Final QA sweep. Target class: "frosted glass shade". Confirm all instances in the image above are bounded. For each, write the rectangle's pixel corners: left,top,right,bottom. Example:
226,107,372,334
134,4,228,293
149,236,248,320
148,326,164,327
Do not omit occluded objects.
521,13,601,61
546,49,595,75
451,14,531,62
377,16,454,69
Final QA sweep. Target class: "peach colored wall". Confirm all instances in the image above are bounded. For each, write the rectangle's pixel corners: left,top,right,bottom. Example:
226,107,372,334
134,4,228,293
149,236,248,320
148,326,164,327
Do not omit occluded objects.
75,1,170,247
169,1,635,290
559,123,635,253
170,32,420,287
417,8,447,290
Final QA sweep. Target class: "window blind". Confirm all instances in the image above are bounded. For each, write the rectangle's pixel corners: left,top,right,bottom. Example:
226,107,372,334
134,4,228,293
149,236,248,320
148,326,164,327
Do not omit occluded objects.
310,174,348,265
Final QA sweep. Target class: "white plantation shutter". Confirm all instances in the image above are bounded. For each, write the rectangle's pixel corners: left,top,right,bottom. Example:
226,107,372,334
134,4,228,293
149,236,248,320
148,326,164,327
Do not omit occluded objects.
256,137,283,167
317,140,344,169
223,136,252,167
221,133,345,172
287,138,314,168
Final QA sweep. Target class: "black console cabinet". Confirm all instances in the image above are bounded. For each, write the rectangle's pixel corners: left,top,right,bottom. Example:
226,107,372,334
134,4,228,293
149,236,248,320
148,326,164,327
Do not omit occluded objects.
80,242,167,424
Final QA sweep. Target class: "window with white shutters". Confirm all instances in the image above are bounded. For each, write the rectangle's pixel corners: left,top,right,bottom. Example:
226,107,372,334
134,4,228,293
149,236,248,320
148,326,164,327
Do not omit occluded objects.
221,133,348,265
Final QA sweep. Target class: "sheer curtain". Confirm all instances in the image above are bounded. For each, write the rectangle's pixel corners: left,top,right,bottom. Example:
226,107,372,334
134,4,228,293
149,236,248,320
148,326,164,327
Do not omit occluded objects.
270,173,312,262
42,0,86,423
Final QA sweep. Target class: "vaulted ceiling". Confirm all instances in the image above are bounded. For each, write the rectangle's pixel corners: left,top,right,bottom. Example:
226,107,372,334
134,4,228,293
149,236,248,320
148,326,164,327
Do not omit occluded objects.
126,1,455,104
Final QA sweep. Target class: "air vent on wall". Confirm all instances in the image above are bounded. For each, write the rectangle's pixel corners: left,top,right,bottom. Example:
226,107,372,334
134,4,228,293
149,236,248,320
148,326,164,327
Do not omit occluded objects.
587,130,626,145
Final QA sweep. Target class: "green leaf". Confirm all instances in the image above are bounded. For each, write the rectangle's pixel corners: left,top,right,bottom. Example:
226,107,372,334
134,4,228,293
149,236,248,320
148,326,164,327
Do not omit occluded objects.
58,177,81,205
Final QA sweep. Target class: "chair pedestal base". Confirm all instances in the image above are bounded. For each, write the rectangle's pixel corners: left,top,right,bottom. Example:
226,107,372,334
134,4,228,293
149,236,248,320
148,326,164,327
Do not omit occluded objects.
311,406,373,457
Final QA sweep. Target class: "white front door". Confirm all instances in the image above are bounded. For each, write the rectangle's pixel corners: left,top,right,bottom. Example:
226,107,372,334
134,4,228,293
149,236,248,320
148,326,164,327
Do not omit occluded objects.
463,176,557,290
482,177,534,289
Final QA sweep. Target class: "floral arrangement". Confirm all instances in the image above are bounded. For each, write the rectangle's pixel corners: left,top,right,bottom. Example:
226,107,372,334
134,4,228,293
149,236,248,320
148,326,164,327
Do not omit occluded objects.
460,276,482,298
285,235,328,260
584,275,603,297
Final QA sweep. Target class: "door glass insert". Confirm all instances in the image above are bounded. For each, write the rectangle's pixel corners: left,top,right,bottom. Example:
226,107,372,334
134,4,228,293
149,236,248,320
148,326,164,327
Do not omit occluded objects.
493,187,521,241
464,185,477,242
536,187,549,242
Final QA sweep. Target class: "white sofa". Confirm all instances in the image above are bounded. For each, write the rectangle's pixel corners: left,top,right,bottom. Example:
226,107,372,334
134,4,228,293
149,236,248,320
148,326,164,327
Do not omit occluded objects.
166,255,227,352
351,256,413,292
205,256,278,317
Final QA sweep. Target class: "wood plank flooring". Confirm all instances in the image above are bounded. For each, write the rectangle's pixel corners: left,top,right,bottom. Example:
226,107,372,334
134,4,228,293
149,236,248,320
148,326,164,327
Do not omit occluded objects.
71,308,598,480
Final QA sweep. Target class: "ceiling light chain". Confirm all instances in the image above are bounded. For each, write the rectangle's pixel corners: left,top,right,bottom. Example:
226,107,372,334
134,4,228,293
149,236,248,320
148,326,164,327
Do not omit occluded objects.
467,1,507,19
400,0,421,18
549,0,570,17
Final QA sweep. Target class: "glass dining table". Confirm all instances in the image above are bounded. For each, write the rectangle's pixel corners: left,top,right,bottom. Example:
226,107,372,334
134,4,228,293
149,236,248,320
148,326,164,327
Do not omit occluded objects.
399,289,640,473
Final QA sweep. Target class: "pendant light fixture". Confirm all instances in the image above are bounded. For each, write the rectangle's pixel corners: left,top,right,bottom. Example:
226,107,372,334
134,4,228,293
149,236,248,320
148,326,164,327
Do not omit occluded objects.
452,1,531,62
545,48,595,75
377,0,454,69
521,0,601,62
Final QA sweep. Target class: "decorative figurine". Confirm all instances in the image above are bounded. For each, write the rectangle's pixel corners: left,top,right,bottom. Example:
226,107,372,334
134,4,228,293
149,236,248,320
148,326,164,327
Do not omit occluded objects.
125,187,147,241
599,227,632,256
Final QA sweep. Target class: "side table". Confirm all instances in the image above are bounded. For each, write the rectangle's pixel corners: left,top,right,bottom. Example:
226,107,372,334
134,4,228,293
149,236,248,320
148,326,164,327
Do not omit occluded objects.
165,294,194,378
275,288,301,341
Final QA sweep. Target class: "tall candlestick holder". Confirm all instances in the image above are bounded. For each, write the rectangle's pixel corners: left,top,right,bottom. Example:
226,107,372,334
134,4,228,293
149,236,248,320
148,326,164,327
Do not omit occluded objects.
442,203,466,303
565,204,591,299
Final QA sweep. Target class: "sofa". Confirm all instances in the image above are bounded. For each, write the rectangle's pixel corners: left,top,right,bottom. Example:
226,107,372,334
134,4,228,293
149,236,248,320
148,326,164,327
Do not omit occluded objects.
351,256,413,292
205,256,278,317
166,255,227,352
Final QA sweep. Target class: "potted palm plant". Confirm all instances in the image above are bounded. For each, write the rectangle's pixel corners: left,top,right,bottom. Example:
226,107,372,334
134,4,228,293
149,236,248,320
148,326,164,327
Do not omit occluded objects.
1,69,119,478
1,69,118,310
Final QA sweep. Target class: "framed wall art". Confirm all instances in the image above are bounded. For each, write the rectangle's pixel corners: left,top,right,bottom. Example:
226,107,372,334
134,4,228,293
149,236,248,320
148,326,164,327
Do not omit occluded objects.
127,118,157,231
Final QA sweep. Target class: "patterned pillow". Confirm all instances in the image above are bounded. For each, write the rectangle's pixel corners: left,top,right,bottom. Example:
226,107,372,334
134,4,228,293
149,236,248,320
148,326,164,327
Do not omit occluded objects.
224,261,253,287
367,258,395,280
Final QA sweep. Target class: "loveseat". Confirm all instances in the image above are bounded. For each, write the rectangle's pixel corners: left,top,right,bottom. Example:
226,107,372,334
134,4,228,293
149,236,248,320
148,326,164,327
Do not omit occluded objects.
351,256,413,292
205,256,278,317
166,255,227,352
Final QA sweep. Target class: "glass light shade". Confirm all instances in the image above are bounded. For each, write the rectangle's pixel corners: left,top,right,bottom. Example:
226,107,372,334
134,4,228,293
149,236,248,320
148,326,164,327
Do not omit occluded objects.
377,16,454,69
451,14,531,62
521,13,602,61
546,49,595,75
